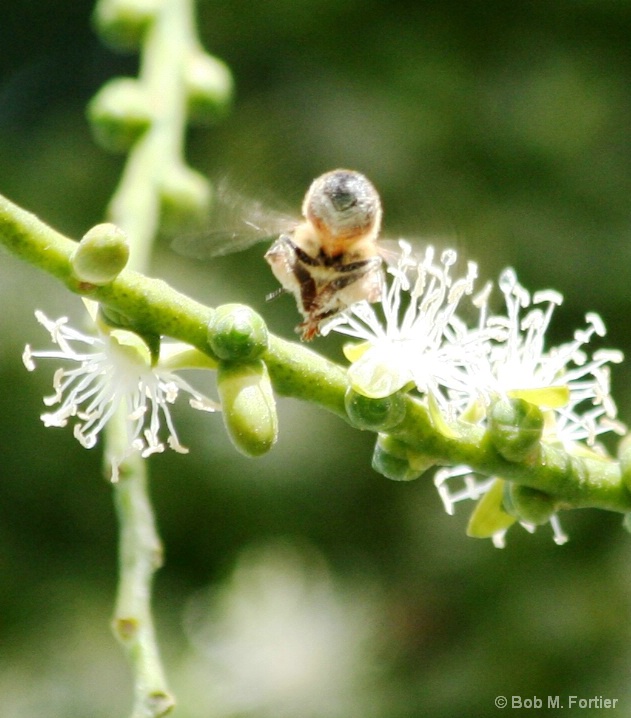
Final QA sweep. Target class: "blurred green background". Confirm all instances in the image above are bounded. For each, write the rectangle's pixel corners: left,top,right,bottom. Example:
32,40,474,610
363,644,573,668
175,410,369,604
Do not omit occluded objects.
2,1,631,716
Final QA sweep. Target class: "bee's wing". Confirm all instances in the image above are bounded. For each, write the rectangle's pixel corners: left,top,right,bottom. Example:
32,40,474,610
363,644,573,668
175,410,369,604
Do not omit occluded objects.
171,180,299,259
377,239,408,268
172,228,273,259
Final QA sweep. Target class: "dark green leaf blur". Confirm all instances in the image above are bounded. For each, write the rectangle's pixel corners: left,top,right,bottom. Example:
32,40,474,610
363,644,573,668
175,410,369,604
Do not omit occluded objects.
1,1,631,716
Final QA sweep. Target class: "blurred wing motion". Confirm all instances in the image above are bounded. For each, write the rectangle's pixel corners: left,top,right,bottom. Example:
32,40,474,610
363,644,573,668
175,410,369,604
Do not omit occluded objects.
376,239,406,268
171,179,299,259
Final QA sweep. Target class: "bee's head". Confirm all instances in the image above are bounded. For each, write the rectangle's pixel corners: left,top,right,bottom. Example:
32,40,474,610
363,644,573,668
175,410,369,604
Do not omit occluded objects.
302,169,382,242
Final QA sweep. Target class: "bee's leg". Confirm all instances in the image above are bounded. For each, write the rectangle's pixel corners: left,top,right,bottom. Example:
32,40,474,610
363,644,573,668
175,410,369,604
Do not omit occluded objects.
266,235,316,312
265,234,324,338
300,258,383,340
293,261,318,312
335,256,383,275
296,318,320,341
315,256,383,310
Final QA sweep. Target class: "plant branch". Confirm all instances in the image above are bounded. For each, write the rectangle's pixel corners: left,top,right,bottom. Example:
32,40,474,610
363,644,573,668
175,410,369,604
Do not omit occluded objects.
2,190,631,515
106,0,194,271
90,0,211,714
111,442,174,718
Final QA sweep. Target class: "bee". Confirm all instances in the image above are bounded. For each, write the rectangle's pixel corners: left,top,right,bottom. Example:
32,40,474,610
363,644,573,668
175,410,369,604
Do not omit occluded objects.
174,169,385,340
265,169,384,340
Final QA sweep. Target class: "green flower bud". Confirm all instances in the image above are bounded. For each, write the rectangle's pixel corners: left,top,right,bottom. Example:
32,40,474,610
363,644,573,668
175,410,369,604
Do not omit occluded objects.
217,360,278,457
208,304,269,361
488,397,544,463
158,165,212,234
92,0,161,51
504,483,556,525
185,52,234,126
87,78,152,153
72,223,130,285
344,388,406,431
466,478,516,539
371,434,431,481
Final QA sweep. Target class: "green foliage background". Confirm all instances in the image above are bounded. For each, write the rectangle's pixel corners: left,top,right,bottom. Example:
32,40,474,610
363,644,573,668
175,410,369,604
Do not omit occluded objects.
2,1,631,716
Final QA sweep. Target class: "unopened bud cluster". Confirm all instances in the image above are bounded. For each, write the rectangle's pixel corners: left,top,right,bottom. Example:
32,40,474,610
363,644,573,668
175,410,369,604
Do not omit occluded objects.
89,0,233,230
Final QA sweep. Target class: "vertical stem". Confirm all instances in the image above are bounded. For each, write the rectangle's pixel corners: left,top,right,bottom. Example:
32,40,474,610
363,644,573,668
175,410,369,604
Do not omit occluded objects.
103,0,199,714
107,0,193,271
111,449,174,717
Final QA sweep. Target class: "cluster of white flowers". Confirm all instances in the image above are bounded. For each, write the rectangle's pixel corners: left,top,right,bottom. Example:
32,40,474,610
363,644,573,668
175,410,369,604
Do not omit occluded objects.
22,243,625,544
23,301,219,481
325,242,625,546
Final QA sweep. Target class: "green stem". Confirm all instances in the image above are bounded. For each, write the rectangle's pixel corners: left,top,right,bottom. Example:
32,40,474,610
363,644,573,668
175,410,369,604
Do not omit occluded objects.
265,335,348,417
106,0,194,271
111,445,174,718
2,188,631,515
390,400,631,513
99,0,201,714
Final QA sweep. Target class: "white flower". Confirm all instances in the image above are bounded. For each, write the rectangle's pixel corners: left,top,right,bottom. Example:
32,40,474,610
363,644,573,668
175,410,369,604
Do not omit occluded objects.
22,303,219,480
176,541,388,718
337,248,625,546
434,269,624,547
325,241,487,418
481,268,624,448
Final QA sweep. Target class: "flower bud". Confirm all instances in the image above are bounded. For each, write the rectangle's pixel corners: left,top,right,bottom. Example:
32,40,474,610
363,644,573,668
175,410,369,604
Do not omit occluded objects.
504,483,556,525
158,165,212,234
488,397,544,463
208,304,269,361
371,434,432,481
185,52,234,126
344,388,405,431
466,478,516,539
87,78,152,153
217,360,278,457
92,0,161,51
72,223,130,285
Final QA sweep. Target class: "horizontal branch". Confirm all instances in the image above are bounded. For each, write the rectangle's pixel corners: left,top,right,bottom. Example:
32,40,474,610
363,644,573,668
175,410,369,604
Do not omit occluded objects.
2,192,630,514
